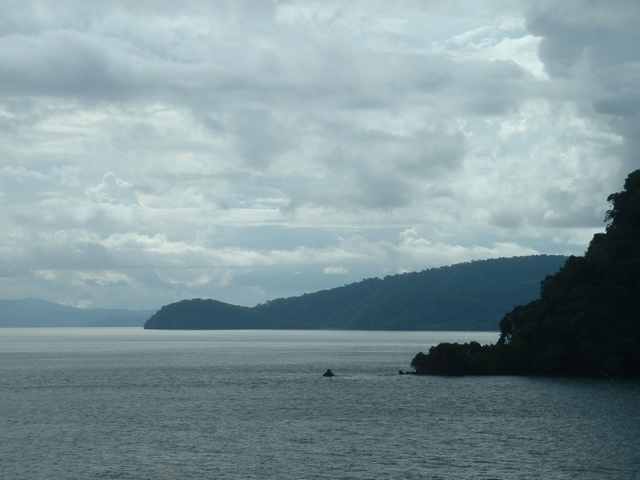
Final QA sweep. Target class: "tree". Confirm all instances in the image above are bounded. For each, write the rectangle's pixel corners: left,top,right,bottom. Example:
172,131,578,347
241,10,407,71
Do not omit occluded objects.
410,170,640,377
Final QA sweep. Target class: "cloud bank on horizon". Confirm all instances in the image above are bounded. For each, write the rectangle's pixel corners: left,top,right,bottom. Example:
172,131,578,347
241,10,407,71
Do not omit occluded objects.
1,1,638,309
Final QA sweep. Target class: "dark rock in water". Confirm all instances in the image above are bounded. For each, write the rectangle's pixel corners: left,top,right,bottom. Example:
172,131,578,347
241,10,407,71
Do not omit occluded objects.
323,369,335,377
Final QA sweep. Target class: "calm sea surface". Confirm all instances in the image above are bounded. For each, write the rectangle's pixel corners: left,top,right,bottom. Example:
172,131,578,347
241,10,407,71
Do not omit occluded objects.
1,328,639,480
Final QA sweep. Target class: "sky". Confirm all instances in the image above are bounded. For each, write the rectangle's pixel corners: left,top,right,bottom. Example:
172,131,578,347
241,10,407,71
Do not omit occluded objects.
1,0,639,310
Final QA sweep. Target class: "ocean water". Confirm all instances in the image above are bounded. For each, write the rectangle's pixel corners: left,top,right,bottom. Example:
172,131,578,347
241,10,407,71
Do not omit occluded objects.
1,328,639,480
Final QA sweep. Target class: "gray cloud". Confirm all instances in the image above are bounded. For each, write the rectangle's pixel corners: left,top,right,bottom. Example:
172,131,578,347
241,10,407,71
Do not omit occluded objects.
526,0,640,176
0,1,637,309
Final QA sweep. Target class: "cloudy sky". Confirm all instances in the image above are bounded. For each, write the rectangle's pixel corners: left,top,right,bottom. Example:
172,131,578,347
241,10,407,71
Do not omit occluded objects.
1,1,638,310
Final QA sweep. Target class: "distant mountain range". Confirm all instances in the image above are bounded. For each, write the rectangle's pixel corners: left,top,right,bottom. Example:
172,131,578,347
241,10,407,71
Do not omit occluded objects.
0,298,155,327
144,255,569,331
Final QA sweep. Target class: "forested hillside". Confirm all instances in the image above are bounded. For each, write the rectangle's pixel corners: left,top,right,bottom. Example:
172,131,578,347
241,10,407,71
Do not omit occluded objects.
410,170,640,377
144,255,567,331
144,299,284,330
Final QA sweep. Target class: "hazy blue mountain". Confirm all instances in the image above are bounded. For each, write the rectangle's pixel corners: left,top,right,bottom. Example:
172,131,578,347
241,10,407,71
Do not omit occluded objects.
0,298,155,327
145,255,568,331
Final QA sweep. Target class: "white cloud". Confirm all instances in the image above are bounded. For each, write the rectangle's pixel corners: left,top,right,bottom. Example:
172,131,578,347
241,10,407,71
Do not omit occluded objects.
86,172,138,205
323,266,349,275
0,1,636,309
70,270,134,287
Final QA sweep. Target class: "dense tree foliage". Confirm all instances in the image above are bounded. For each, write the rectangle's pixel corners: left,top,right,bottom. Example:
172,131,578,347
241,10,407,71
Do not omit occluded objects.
411,170,640,377
144,255,566,330
411,343,503,375
254,255,566,330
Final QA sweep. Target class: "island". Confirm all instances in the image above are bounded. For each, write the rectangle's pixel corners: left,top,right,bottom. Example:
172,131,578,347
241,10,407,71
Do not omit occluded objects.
409,170,640,377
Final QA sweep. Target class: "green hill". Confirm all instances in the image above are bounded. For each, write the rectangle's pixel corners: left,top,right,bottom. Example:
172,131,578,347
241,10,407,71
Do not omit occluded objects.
144,255,568,331
144,299,284,330
410,170,640,377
